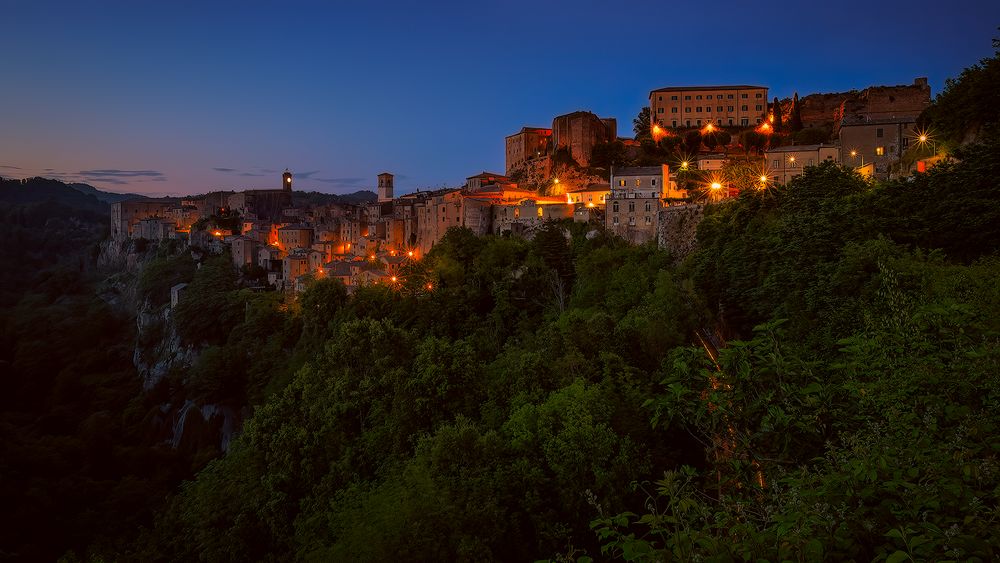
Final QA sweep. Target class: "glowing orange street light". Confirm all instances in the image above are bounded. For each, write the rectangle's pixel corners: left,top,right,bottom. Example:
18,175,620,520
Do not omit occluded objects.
759,175,768,184
703,123,715,133
758,122,771,133
710,182,722,190
426,283,433,290
407,250,414,257
919,134,928,143
553,178,560,184
213,230,222,236
681,161,689,170
390,276,397,283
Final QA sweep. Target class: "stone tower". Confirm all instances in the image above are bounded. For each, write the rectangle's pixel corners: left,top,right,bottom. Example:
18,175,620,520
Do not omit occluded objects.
377,172,394,202
282,169,293,191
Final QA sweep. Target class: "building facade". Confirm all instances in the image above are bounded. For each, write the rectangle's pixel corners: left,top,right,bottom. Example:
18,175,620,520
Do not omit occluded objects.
839,118,918,179
606,165,670,244
765,144,840,184
551,111,617,168
649,85,768,129
505,127,552,175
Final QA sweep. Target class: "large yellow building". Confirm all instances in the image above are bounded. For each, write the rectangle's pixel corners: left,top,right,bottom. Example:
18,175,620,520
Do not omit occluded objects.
649,85,768,129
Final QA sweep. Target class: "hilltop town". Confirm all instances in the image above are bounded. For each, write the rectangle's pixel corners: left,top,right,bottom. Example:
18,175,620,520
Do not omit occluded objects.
111,77,935,293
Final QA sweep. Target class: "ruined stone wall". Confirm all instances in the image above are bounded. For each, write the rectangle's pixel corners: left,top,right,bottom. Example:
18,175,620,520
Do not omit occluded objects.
657,204,704,261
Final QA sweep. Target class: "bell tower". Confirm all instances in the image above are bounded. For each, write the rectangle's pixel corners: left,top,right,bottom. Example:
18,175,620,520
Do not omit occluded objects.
377,172,394,202
282,169,293,191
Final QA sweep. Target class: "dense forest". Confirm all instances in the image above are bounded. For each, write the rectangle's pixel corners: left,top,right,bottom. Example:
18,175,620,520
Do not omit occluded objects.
1,42,999,563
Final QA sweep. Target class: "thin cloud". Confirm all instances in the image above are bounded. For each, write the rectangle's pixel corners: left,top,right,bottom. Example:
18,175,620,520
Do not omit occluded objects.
1,164,24,170
212,167,237,172
79,169,165,178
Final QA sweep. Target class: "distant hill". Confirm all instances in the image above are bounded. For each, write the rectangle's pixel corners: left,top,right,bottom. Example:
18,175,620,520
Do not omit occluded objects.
0,176,108,210
292,189,378,206
67,182,143,204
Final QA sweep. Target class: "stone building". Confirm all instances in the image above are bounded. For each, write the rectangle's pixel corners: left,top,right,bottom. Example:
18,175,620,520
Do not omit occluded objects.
551,111,617,168
133,217,177,240
277,225,314,252
565,184,610,207
231,236,258,268
649,85,768,129
377,172,394,202
465,171,510,192
111,200,178,239
505,127,552,175
607,166,671,244
765,144,840,184
839,118,919,179
834,78,930,131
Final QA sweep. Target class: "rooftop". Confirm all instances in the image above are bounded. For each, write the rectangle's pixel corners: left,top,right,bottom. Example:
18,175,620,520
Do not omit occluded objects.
650,85,767,96
612,166,667,177
766,144,838,153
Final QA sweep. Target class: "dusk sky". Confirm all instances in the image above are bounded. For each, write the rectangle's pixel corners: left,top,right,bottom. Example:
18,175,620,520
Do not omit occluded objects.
2,1,998,196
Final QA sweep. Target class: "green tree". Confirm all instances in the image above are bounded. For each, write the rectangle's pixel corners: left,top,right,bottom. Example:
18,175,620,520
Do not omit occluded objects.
772,96,783,132
633,106,651,139
789,92,803,132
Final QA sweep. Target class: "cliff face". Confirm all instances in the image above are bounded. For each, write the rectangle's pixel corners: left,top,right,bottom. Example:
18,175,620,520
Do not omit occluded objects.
658,204,703,261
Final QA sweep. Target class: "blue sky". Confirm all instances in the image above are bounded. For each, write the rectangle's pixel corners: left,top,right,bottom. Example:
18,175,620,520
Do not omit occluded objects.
1,0,997,196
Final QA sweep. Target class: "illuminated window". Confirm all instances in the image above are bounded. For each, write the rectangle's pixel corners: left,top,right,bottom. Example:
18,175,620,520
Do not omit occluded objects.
875,146,885,156
618,179,625,187
635,179,641,187
537,207,543,218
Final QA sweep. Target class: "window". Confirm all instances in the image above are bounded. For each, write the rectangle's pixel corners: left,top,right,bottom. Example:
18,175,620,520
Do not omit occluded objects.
741,105,748,111
628,216,636,225
741,118,749,126
658,96,662,101
685,107,691,113
773,159,779,167
612,216,619,225
628,202,635,212
902,137,909,147
672,121,677,127
671,107,678,113
537,207,543,218
644,202,651,212
741,93,748,98
755,93,763,98
875,146,885,156
684,95,691,100
645,216,652,225
696,95,702,100
686,120,691,126
717,119,722,125
696,106,702,112
727,94,734,99
651,178,657,186
728,119,734,125
876,128,884,138
635,179,641,187
808,159,814,166
671,95,678,100
756,105,762,111
657,107,664,113
697,119,702,126
717,106,723,111
612,202,619,212
728,106,734,111
706,106,712,112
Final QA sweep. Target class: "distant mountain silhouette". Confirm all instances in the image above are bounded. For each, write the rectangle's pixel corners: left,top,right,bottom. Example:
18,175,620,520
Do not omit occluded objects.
292,189,378,206
67,182,143,204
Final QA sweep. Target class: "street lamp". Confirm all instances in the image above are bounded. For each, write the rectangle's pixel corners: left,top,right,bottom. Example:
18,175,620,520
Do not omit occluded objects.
849,149,864,169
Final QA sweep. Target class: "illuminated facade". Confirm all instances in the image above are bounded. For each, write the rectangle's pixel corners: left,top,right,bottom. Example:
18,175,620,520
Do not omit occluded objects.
505,127,552,175
765,144,840,184
606,166,671,244
649,85,768,129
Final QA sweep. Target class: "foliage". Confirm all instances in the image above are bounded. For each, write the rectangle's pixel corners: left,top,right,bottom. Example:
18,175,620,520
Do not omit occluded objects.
919,37,1000,145
633,106,651,139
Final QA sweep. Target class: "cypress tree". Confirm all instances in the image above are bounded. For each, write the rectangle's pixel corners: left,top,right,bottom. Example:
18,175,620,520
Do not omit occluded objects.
790,92,803,132
773,97,783,132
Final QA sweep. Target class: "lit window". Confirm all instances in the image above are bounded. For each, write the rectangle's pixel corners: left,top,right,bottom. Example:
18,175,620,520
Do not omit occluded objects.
618,179,625,186
537,207,543,218
635,179,641,187
875,146,885,156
